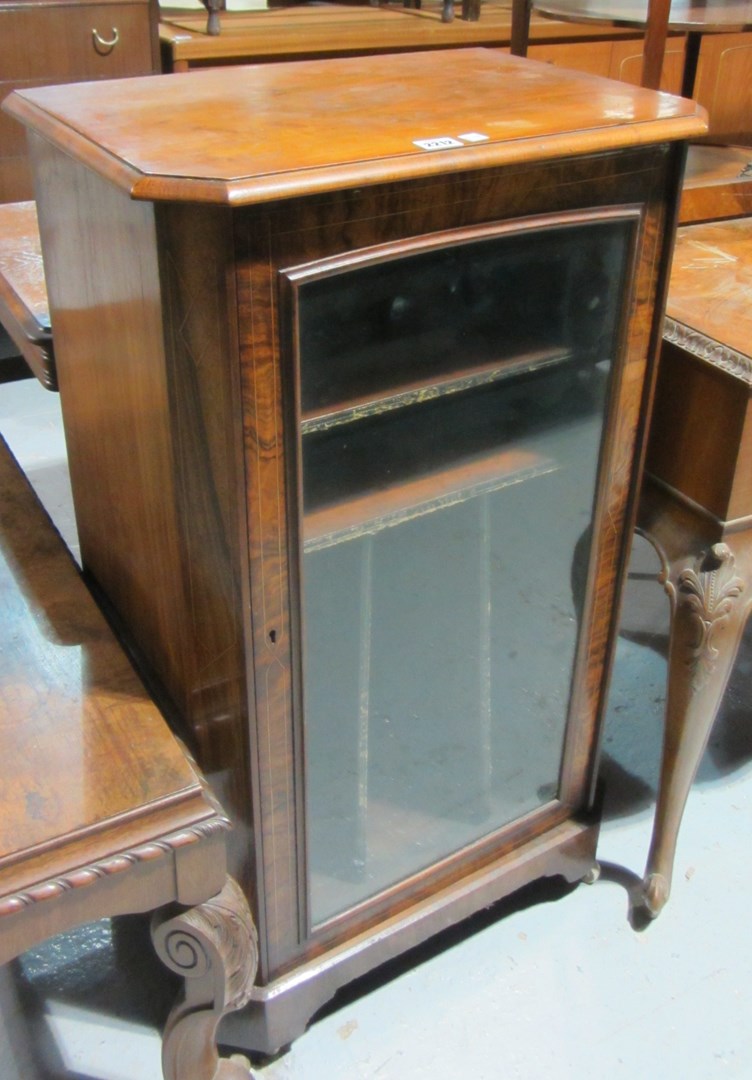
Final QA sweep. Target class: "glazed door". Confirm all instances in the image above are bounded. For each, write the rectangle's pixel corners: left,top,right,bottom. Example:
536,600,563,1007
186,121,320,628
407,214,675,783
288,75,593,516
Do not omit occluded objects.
284,210,639,928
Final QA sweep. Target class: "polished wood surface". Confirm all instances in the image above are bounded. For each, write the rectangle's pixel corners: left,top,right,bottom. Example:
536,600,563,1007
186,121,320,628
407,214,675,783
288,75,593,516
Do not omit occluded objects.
511,0,677,87
0,0,159,203
10,51,704,1051
0,432,259,1080
692,30,752,144
534,0,752,31
0,200,55,389
0,426,225,914
159,0,646,69
666,216,752,376
679,144,752,222
523,0,752,92
529,30,686,88
0,441,211,872
638,216,752,916
6,49,706,206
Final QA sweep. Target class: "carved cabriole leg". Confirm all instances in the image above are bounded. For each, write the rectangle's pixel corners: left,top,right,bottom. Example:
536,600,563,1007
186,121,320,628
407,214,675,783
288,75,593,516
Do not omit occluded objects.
152,877,259,1080
641,531,752,917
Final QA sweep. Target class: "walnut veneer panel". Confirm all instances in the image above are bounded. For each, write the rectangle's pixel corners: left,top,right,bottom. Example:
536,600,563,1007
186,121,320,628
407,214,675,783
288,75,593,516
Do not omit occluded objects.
6,49,706,204
0,433,225,902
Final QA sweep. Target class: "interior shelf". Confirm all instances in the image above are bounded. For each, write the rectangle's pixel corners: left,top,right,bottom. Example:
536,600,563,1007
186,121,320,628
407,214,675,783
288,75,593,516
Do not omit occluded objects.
303,445,557,550
301,344,574,435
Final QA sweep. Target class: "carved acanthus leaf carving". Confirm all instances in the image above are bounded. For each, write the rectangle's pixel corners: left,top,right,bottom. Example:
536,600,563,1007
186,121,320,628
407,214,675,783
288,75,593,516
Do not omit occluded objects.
676,543,745,690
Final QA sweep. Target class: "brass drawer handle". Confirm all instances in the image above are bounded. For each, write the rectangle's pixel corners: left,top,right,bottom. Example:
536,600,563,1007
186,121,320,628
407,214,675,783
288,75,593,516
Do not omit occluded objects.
92,27,119,54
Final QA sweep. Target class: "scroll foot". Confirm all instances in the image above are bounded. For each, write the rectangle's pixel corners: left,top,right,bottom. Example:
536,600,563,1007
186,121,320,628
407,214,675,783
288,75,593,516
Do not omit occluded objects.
152,877,259,1080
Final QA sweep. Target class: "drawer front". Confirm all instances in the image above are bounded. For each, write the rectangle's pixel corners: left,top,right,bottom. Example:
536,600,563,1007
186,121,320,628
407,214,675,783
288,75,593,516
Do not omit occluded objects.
0,2,155,200
0,3,154,81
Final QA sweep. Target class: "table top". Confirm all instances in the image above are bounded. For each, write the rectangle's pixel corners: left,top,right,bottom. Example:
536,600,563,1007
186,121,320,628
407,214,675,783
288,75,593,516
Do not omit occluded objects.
535,0,752,31
158,2,645,65
4,48,706,206
0,434,220,880
666,217,752,366
0,201,49,332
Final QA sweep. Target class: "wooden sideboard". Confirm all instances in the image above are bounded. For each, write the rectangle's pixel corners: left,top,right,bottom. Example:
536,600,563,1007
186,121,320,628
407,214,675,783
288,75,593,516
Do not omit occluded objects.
6,49,706,1054
0,0,159,203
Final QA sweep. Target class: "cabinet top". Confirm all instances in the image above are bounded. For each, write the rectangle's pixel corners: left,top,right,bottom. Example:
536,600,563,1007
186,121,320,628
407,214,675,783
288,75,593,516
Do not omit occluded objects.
5,48,706,205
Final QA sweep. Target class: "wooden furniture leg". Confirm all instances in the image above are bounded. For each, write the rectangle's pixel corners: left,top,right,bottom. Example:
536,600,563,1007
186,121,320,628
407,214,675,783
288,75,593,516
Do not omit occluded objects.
153,877,259,1080
200,0,223,36
637,218,752,916
641,0,671,90
638,491,752,916
510,0,532,57
461,0,481,21
511,0,668,86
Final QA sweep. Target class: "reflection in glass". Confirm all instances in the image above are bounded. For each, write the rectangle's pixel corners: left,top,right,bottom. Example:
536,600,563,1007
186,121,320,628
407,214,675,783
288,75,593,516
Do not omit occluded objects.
296,218,632,925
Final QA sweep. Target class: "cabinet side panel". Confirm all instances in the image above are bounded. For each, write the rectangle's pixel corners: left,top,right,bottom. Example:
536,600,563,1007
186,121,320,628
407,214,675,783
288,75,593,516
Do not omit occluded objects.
30,139,258,905
155,201,258,909
30,134,190,703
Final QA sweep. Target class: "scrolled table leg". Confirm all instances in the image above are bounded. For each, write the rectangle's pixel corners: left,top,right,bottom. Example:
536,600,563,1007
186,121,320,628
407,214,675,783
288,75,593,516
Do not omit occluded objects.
152,877,259,1080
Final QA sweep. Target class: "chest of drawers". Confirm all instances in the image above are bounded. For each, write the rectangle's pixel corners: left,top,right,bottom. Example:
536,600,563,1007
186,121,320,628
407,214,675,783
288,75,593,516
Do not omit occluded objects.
0,0,158,202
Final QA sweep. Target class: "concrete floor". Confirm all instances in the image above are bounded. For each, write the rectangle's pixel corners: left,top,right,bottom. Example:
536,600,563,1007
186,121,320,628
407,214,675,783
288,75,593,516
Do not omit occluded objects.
1,374,751,1080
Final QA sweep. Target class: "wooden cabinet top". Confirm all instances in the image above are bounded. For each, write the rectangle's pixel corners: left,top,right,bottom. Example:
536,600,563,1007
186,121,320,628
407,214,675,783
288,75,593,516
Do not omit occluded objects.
5,48,706,205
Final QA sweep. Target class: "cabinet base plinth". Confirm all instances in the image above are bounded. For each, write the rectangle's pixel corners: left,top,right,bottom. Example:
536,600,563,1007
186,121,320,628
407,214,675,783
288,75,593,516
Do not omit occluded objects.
222,814,598,1056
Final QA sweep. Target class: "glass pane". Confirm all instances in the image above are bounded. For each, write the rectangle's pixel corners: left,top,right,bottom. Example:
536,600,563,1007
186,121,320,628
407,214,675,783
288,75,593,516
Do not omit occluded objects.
297,218,632,925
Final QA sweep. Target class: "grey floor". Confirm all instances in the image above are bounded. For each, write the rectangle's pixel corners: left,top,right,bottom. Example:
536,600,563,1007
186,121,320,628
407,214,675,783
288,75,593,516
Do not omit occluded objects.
1,374,751,1080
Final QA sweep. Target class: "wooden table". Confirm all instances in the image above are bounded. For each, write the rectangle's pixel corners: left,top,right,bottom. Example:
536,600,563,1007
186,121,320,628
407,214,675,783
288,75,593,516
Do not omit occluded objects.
159,1,647,70
5,49,706,1054
0,201,54,389
529,0,752,93
0,433,258,1080
638,215,752,916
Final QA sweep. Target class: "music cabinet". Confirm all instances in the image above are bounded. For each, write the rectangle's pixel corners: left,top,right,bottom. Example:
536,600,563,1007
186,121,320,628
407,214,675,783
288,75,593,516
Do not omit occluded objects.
6,50,705,1054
